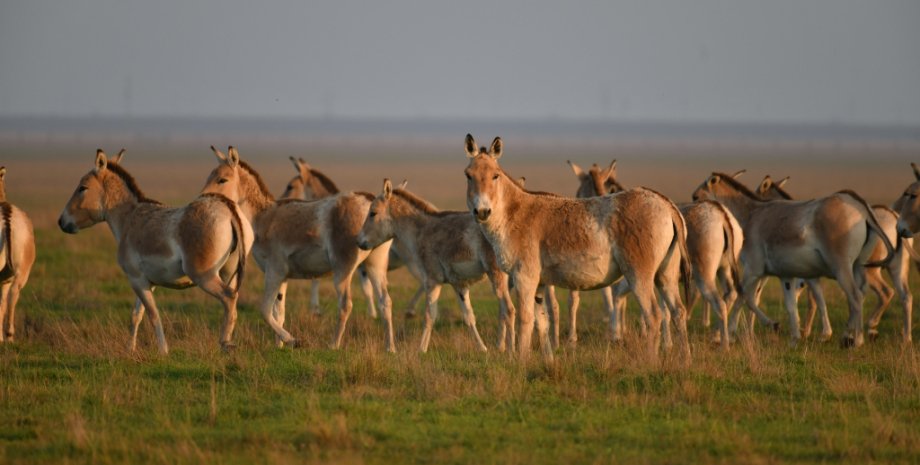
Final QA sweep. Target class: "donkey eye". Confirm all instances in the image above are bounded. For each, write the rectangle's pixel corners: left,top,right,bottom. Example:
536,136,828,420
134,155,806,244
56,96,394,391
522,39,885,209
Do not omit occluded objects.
78,186,88,193
492,174,500,181
369,211,377,218
218,178,228,185
465,173,472,180
912,194,918,199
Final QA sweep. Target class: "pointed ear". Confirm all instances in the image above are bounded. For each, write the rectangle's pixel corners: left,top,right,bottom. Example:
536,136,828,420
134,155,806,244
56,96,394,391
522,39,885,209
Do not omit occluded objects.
605,159,617,180
759,175,773,194
211,145,227,162
111,148,126,165
465,134,479,158
397,179,409,190
290,156,310,179
912,162,920,181
94,149,108,173
707,174,720,186
776,176,790,189
0,167,6,182
515,176,526,188
382,178,393,199
731,169,747,179
227,146,240,167
489,137,503,159
568,160,585,178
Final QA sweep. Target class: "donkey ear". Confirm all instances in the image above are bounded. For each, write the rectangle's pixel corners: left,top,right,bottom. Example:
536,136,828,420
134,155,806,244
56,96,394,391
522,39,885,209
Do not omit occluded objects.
515,176,526,188
489,137,503,159
94,149,108,173
605,159,618,180
731,169,747,179
776,176,790,189
912,162,920,181
0,167,6,181
211,145,227,162
568,160,585,178
111,148,126,165
290,156,310,179
707,174,720,186
227,146,240,167
382,178,393,199
759,175,774,193
397,179,409,190
465,134,479,158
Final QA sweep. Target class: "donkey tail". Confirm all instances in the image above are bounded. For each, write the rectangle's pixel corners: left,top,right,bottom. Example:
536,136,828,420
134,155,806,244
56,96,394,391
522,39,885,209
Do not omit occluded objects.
202,193,247,293
713,201,743,294
0,202,13,280
667,198,693,305
838,190,896,268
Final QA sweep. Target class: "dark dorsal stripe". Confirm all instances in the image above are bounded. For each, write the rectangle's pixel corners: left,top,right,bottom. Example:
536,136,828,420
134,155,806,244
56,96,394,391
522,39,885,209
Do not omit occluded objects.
711,172,763,201
309,169,340,194
391,189,463,217
769,184,793,200
0,202,12,276
107,163,161,204
239,160,276,202
606,178,626,193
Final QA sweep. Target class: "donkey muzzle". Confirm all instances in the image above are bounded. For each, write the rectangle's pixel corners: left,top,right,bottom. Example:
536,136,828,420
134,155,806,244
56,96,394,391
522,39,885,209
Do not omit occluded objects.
356,240,371,251
473,208,492,223
58,215,78,234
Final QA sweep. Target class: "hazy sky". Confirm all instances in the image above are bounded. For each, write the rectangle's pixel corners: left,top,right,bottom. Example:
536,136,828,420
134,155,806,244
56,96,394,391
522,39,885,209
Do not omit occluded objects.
1,0,918,125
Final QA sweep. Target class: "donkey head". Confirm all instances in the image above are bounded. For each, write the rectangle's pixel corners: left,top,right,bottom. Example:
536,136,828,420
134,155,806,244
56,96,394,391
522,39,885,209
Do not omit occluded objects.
280,157,312,200
896,165,920,237
569,159,619,198
58,149,126,234
357,178,397,250
464,134,504,223
0,166,7,202
201,146,242,202
756,175,791,201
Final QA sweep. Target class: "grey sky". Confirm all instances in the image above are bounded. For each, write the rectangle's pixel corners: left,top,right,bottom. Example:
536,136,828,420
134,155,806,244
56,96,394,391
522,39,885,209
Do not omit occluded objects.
1,0,918,125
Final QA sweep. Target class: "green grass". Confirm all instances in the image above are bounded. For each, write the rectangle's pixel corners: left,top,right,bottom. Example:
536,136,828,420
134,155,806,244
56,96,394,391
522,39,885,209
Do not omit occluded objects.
2,224,920,464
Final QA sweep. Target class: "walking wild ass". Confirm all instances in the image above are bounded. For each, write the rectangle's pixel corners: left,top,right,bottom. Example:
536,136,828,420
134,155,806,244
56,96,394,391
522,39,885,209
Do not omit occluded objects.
464,135,691,361
58,150,252,353
0,167,36,343
357,179,518,352
201,147,396,351
692,173,895,347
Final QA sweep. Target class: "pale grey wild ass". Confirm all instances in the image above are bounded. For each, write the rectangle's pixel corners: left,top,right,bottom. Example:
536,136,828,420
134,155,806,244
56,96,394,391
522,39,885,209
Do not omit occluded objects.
357,179,519,352
464,135,691,361
201,147,396,351
0,167,36,343
692,173,896,347
58,150,252,353
280,157,424,319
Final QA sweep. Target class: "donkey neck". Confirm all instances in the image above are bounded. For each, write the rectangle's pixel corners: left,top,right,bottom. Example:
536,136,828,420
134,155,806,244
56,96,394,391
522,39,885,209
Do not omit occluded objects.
238,171,276,222
715,190,761,227
100,176,153,241
388,195,439,248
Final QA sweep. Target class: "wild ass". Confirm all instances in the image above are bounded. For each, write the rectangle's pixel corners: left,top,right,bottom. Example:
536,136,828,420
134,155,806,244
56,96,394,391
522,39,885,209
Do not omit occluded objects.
692,173,895,347
464,135,691,361
201,147,396,351
0,167,36,343
58,150,251,353
280,157,424,318
357,179,518,352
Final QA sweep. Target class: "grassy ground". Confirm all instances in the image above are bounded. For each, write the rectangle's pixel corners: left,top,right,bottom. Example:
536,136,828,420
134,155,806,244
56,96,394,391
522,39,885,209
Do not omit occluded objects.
1,144,920,463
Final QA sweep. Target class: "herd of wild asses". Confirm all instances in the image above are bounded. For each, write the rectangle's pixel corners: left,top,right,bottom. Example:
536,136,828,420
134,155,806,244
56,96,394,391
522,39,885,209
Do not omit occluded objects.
1,134,917,362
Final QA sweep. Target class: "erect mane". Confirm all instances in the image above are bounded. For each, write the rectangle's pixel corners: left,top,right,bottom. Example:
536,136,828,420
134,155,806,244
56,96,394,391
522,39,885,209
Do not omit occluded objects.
309,168,340,194
711,172,762,201
239,160,276,202
499,169,561,198
606,178,626,193
392,189,461,217
768,183,793,200
107,162,161,204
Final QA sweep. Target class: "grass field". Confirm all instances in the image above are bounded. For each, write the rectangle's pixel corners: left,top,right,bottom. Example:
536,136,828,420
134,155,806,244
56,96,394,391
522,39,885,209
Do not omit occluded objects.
1,141,920,464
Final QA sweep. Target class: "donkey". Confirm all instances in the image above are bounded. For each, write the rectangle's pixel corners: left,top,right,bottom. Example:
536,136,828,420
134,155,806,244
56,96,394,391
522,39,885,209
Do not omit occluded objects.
758,174,912,343
464,135,691,361
280,157,424,318
357,179,519,352
692,173,895,347
58,150,251,353
201,147,396,352
0,167,35,344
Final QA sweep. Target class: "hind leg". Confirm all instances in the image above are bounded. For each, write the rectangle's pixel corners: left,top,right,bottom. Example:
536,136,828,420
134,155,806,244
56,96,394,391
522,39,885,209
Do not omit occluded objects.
363,258,395,353
196,275,240,350
533,285,553,360
455,287,488,352
309,279,322,315
835,265,867,348
130,284,169,354
610,279,632,343
513,271,546,361
490,272,516,352
630,276,662,358
331,270,357,350
128,297,146,351
781,279,802,347
272,281,291,348
658,280,691,360
0,282,9,343
805,280,832,341
258,271,297,347
545,286,561,349
419,283,442,353
566,290,580,346
358,267,378,319
865,267,894,339
404,286,424,318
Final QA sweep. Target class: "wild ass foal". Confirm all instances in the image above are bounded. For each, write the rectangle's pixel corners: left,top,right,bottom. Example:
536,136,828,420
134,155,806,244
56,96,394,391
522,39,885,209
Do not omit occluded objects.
464,135,691,361
280,157,423,319
693,173,895,347
58,150,251,353
357,179,518,352
0,167,36,343
201,147,396,351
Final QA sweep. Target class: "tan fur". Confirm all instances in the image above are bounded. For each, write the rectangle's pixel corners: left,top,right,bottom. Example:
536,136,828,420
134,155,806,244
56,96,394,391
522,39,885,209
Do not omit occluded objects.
693,172,896,347
464,135,690,361
0,167,36,343
58,150,252,354
201,147,396,352
357,181,517,352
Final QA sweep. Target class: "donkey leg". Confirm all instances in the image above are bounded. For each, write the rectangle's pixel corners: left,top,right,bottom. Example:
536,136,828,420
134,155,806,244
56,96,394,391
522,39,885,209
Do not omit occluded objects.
363,259,395,353
545,286,561,349
892,260,914,344
807,281,832,342
196,275,240,350
699,280,728,348
0,282,9,343
419,284,442,353
273,281,290,348
533,285,554,361
128,297,146,352
631,278,662,359
781,279,802,347
455,287,488,352
309,279,322,315
490,273,516,353
513,274,540,360
610,280,631,343
358,267,378,319
799,281,816,339
658,280,691,361
836,266,867,348
866,267,894,339
131,286,169,354
331,271,356,350
405,285,424,318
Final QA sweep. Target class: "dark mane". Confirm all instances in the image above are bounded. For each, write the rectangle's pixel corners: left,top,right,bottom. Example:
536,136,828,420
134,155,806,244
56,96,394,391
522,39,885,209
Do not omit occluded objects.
606,178,626,194
500,170,561,198
712,172,763,201
309,168,340,194
239,161,276,202
768,182,793,200
107,163,161,204
392,189,460,217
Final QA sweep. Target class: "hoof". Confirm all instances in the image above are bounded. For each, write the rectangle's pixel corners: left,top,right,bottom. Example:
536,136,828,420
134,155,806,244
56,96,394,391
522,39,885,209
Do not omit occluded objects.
404,310,417,319
771,321,781,333
841,336,856,349
290,339,306,349
868,330,880,343
221,343,237,353
788,338,800,348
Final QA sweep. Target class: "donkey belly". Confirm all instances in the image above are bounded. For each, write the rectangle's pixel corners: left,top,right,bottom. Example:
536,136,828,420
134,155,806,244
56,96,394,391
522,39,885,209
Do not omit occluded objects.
444,259,486,286
764,244,829,279
541,255,616,290
140,258,195,289
288,247,333,279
